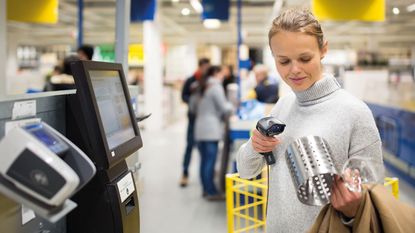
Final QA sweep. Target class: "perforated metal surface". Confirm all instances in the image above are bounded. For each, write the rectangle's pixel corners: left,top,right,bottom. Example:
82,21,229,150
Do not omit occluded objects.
285,136,338,206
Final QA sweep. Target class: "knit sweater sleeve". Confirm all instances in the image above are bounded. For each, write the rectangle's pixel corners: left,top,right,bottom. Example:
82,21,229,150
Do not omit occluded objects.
236,94,291,179
236,139,266,179
347,99,384,177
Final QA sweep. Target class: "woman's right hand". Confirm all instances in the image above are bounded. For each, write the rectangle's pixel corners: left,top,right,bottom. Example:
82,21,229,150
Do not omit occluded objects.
251,129,281,153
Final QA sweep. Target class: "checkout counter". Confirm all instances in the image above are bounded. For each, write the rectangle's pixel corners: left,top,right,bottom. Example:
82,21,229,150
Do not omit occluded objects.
0,61,143,233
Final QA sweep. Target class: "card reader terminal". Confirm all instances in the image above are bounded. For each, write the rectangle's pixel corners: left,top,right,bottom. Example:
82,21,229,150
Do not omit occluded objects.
0,122,80,206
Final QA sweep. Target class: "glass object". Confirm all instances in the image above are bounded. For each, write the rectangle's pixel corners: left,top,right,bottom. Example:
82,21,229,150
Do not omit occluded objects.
341,156,384,192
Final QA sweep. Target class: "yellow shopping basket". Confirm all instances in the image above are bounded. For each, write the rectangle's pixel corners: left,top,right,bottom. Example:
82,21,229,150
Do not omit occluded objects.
226,173,399,233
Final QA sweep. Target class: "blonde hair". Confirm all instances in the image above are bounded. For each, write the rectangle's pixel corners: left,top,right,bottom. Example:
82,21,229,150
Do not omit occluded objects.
268,8,325,49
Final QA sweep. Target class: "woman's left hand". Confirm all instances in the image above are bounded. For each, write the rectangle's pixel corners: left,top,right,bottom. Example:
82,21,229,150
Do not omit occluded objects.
330,175,362,218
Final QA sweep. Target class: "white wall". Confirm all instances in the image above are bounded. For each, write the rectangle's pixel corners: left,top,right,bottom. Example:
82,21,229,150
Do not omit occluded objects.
209,45,221,65
0,0,6,97
343,70,389,101
322,49,357,66
7,33,19,94
165,44,197,81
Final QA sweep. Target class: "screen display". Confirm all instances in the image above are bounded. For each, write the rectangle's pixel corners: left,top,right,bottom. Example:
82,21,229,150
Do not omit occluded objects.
88,70,135,150
24,124,69,155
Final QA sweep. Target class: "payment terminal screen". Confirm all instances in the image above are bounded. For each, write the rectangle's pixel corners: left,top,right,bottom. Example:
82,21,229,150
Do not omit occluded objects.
88,70,135,150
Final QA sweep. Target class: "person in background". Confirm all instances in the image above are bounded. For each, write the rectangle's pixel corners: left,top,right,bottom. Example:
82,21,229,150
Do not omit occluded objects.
179,58,210,187
77,45,94,60
237,8,383,232
222,65,236,96
129,70,144,94
191,66,233,200
45,55,80,91
129,70,144,86
44,65,63,86
253,64,279,103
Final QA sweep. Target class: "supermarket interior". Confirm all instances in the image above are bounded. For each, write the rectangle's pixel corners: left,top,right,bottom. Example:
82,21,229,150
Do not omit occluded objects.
0,0,415,233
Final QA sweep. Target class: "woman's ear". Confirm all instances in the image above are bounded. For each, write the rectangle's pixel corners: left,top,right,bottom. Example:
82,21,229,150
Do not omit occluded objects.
321,40,328,60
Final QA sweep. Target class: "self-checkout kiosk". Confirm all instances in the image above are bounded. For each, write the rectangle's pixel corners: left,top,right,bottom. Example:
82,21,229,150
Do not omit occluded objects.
66,61,142,233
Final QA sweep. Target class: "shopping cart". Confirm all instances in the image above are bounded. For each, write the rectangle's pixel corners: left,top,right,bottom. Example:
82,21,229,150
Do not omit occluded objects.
226,173,399,233
226,172,268,233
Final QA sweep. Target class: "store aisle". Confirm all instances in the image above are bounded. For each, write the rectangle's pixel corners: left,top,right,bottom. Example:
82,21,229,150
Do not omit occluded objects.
138,119,227,233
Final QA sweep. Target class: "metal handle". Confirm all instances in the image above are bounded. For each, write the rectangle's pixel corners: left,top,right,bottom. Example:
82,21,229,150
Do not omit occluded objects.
261,152,275,165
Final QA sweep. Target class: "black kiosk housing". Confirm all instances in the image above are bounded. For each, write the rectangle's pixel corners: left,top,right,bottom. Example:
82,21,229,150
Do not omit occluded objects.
66,61,142,233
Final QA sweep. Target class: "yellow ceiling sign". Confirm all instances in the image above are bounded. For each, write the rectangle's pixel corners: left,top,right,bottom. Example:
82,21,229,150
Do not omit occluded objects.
7,0,58,24
312,0,385,22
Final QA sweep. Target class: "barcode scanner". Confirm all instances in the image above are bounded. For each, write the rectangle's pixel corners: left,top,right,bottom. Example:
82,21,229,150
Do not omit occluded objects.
256,117,286,165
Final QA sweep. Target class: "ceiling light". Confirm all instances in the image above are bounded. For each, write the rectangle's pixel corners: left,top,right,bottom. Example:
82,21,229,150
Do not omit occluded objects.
190,0,203,14
407,3,415,12
203,19,221,29
392,7,400,15
172,0,179,3
181,8,190,16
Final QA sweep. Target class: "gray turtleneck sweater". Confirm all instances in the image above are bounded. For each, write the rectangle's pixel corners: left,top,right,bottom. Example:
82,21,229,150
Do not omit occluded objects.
236,74,383,233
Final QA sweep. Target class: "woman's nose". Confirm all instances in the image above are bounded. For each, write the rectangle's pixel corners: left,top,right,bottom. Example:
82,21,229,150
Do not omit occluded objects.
290,61,302,75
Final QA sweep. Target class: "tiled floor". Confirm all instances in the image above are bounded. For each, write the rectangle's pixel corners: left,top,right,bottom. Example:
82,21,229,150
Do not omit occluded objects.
138,119,227,233
138,118,415,233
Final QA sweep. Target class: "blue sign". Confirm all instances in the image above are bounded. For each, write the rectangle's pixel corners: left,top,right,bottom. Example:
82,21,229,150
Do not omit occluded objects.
239,59,251,70
131,0,156,22
202,0,230,20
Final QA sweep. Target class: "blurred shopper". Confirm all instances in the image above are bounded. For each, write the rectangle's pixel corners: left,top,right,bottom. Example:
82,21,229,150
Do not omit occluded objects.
253,64,279,103
222,65,236,96
129,70,144,95
44,65,63,87
237,8,383,232
129,70,144,86
77,44,94,60
179,58,210,187
191,66,233,200
44,55,80,91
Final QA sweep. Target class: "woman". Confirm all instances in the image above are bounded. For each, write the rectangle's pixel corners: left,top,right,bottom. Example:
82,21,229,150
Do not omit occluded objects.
192,66,233,200
236,8,383,232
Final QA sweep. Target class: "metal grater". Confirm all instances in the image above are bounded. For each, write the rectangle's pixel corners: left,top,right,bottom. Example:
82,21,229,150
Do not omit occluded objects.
285,136,338,206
